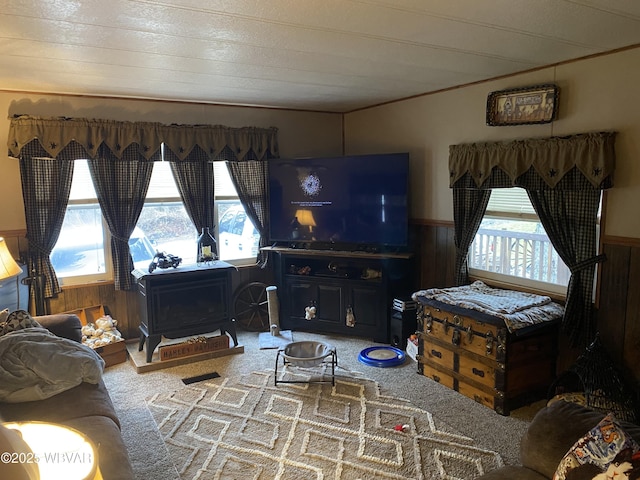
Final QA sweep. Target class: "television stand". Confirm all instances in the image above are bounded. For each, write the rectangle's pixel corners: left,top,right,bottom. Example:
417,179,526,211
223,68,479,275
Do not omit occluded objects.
263,247,415,343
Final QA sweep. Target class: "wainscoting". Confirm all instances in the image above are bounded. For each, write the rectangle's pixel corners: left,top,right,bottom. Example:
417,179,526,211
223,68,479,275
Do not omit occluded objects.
3,225,638,387
597,237,640,385
46,265,274,340
411,222,640,386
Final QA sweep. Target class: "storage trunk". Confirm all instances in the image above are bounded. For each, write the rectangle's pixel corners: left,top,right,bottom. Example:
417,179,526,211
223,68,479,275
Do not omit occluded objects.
415,299,559,415
62,305,127,367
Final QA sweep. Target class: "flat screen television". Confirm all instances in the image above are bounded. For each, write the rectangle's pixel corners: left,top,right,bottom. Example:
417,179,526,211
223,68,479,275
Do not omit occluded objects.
267,152,409,251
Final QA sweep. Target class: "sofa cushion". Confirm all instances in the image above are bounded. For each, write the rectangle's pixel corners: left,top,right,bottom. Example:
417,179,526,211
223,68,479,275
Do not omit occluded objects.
553,413,640,480
0,380,120,428
521,401,640,479
34,313,83,343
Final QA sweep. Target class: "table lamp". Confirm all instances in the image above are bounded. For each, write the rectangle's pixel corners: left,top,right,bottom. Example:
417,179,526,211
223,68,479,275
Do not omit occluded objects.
294,209,316,234
0,237,23,281
2,421,101,480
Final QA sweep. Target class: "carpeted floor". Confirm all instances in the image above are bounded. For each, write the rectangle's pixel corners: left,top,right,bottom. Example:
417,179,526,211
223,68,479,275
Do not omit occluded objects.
103,330,544,480
146,369,504,479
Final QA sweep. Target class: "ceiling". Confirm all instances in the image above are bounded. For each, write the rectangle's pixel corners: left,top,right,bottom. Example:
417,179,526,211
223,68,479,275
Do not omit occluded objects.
2,0,640,113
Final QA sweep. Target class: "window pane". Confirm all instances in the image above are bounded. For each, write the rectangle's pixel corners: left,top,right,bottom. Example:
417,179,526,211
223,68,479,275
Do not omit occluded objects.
69,160,96,200
214,162,237,197
217,200,259,261
469,217,570,287
136,202,197,267
51,204,106,278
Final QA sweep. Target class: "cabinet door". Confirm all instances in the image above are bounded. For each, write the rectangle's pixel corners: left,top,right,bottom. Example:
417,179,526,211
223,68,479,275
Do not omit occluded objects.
316,284,342,325
287,281,315,322
349,285,382,328
286,279,342,325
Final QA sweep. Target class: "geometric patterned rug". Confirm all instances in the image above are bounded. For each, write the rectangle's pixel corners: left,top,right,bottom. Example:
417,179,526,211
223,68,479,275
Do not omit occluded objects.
146,369,503,480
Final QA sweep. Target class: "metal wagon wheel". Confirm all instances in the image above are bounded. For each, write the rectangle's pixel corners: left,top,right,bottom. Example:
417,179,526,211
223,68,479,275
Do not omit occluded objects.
233,281,270,331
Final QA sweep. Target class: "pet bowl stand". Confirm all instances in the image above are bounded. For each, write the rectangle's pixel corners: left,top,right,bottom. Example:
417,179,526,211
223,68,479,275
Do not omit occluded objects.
274,341,337,386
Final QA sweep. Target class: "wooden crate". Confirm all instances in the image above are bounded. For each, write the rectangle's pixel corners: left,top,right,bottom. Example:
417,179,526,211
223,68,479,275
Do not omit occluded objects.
62,305,127,367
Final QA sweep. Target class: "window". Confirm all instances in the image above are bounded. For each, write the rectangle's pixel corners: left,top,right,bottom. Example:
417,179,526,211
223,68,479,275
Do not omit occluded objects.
50,160,111,285
468,188,570,295
136,161,259,265
51,157,258,285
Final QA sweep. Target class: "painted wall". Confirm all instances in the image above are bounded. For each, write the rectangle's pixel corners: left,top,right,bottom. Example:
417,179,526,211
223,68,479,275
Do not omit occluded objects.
344,47,640,239
0,93,343,231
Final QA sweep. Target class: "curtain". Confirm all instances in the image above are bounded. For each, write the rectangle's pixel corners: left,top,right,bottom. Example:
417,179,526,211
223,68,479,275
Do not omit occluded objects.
453,189,491,285
449,131,616,347
18,142,77,306
8,116,279,163
226,158,270,267
167,146,215,239
87,145,157,290
8,115,279,293
527,189,605,346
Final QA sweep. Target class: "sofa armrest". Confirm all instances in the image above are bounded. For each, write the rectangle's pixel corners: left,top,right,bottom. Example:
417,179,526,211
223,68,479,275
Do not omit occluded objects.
34,314,83,343
520,400,640,479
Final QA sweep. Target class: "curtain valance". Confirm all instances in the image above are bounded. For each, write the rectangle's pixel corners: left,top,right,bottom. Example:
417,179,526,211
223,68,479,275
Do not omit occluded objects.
449,131,616,190
7,115,279,162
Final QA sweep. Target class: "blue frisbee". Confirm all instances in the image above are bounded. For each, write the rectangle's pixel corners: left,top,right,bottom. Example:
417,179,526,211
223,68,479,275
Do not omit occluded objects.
358,346,406,367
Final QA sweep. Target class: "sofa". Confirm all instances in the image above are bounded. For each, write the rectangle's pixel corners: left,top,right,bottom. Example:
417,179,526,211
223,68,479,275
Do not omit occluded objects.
0,313,134,480
476,399,640,479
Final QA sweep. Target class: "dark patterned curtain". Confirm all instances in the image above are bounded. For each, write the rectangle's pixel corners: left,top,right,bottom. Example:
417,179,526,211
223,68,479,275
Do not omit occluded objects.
18,141,77,308
453,189,491,285
226,158,270,267
8,115,279,292
449,131,616,347
167,146,215,237
527,189,605,346
87,145,158,290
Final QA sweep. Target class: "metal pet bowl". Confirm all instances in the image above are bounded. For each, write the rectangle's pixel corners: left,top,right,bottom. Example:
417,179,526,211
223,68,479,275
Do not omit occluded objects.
281,341,335,367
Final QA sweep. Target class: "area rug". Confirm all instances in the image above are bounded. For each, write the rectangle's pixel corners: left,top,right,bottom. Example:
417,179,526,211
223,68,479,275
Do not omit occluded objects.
146,368,503,479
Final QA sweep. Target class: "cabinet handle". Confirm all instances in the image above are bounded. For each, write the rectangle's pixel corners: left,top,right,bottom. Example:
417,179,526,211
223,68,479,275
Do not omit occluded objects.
430,349,442,359
432,375,441,383
472,368,485,378
424,313,432,333
451,329,461,346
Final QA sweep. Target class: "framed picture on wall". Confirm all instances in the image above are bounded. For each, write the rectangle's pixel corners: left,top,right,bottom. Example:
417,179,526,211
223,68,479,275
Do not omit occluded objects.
486,84,559,126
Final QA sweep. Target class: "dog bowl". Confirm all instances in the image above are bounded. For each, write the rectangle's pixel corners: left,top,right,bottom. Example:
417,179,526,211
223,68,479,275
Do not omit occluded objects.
280,341,335,367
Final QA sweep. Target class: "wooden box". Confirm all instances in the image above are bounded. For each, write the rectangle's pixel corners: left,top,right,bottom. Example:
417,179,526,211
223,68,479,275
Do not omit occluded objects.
63,305,127,367
415,299,559,415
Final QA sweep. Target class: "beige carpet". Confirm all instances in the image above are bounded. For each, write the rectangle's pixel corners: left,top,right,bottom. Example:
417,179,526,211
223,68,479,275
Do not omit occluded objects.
146,368,503,480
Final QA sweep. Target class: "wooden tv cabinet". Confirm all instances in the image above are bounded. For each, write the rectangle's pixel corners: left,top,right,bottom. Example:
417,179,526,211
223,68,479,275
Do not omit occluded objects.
264,247,414,343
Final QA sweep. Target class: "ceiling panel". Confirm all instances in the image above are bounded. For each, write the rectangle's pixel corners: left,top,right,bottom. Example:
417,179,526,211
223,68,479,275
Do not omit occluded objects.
0,0,639,112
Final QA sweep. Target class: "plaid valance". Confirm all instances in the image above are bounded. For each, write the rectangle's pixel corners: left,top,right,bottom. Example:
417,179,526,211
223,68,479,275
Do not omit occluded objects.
7,115,279,162
449,131,616,190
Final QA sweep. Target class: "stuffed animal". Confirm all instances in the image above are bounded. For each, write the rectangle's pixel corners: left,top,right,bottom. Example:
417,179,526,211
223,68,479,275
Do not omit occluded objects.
82,315,123,348
305,305,317,320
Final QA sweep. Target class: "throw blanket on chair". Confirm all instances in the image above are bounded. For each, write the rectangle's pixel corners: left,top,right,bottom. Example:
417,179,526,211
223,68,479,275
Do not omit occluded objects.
0,328,104,403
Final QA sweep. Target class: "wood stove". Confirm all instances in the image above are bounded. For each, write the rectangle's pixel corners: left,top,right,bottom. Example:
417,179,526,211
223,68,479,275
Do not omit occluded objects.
133,262,237,362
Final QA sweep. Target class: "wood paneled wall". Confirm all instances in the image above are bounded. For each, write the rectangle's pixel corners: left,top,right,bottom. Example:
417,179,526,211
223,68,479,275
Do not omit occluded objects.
597,237,640,385
47,264,274,339
5,224,638,387
410,222,640,386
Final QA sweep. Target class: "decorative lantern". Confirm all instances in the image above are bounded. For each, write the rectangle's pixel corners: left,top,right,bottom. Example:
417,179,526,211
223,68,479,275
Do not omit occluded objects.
197,227,218,265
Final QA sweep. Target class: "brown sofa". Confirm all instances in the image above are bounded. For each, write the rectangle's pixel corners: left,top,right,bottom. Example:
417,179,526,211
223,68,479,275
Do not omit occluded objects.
0,314,134,480
475,399,640,479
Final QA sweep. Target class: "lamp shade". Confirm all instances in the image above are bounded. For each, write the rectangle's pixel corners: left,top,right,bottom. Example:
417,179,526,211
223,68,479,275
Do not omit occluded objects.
0,237,22,281
294,209,316,227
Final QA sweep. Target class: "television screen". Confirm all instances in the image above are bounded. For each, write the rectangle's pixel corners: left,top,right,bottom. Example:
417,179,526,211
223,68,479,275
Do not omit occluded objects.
268,152,409,250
